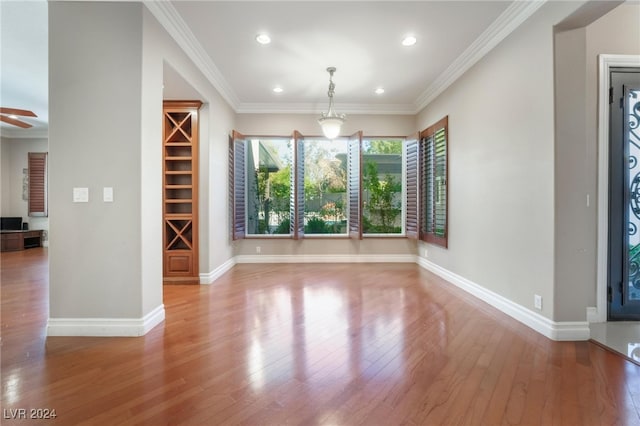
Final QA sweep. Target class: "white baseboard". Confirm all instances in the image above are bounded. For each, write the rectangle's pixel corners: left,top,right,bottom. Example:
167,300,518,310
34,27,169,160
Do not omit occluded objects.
235,254,417,264
200,257,236,284
47,304,165,337
417,258,590,341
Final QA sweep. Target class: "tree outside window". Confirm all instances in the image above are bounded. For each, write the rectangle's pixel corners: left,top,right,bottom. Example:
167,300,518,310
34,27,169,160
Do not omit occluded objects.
303,139,347,234
362,139,403,234
246,138,292,235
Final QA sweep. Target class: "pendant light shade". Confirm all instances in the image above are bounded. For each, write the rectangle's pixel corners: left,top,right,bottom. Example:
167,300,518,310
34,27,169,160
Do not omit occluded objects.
318,116,344,140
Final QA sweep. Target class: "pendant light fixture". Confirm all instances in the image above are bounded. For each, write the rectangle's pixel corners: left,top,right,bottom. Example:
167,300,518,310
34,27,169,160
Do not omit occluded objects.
318,67,346,140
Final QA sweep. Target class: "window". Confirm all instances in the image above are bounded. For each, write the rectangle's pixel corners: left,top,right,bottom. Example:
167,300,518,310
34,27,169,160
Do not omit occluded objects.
231,130,422,241
420,117,448,247
303,137,348,235
362,139,404,235
28,152,47,217
231,132,357,239
231,133,293,236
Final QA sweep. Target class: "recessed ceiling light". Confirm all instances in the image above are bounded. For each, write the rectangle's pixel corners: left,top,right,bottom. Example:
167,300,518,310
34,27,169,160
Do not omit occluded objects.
402,35,417,46
273,86,283,93
8,115,18,119
375,87,385,95
256,34,271,45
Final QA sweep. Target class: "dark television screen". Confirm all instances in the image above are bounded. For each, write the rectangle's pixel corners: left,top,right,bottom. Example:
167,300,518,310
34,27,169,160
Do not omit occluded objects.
1,217,22,231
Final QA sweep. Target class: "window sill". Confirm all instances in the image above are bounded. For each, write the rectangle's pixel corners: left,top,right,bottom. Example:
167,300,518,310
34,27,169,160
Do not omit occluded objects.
244,234,292,239
303,234,349,239
241,234,411,240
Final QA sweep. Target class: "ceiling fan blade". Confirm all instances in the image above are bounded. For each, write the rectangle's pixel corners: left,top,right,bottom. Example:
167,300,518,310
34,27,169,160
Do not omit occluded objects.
0,107,37,117
0,115,33,128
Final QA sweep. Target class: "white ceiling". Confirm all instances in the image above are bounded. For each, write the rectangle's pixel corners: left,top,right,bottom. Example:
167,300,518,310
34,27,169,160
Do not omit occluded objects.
1,0,547,136
167,1,511,112
0,0,48,135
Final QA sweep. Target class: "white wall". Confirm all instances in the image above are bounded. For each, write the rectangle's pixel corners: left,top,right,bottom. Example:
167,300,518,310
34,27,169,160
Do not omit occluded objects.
0,136,49,240
140,9,165,316
0,137,8,214
49,2,146,320
415,2,582,321
235,113,415,138
142,6,236,280
414,1,638,323
554,2,640,321
47,2,237,330
554,26,589,322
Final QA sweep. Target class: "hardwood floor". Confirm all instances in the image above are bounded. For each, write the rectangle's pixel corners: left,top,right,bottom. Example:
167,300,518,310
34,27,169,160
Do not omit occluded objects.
1,248,639,425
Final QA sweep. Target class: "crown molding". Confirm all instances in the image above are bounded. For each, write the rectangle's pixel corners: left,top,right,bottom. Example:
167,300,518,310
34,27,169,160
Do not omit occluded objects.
143,0,241,109
0,128,48,139
146,0,546,116
414,0,547,112
236,102,416,115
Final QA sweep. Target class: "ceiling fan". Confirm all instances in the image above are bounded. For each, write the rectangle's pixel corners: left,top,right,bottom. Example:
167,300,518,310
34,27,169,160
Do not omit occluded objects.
0,107,37,128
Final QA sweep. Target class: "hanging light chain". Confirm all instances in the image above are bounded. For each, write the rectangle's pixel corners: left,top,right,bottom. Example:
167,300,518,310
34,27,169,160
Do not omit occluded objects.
323,67,344,119
327,68,336,104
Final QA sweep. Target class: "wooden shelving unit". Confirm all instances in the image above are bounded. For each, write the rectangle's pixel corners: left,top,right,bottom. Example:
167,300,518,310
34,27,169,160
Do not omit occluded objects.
163,101,202,284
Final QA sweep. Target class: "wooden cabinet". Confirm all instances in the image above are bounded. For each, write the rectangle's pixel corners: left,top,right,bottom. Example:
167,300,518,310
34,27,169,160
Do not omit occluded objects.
1,230,44,252
163,101,202,284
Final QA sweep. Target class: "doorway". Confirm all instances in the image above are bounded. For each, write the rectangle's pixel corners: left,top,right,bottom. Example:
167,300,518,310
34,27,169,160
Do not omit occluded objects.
608,67,640,320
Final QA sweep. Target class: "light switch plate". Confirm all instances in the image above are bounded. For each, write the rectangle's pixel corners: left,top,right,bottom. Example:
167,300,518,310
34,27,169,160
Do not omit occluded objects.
103,187,113,202
73,187,89,203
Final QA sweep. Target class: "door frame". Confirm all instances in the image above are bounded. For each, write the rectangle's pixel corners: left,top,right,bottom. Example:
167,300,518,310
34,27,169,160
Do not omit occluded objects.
596,54,640,323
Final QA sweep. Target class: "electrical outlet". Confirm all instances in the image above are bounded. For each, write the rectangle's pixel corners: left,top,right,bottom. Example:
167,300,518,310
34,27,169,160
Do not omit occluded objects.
256,246,261,254
534,294,543,310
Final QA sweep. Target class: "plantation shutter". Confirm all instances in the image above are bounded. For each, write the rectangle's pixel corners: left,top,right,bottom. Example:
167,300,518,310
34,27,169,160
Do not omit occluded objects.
28,152,47,217
291,131,305,239
420,117,448,247
419,138,427,240
348,131,363,239
424,134,436,236
228,135,235,240
432,125,447,240
405,135,419,239
230,131,246,240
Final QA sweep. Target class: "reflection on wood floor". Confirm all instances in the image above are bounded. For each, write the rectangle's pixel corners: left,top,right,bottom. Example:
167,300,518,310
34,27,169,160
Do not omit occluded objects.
2,248,639,425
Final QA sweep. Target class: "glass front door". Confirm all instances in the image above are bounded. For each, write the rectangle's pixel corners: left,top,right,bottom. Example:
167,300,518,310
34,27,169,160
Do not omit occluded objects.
609,69,640,320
